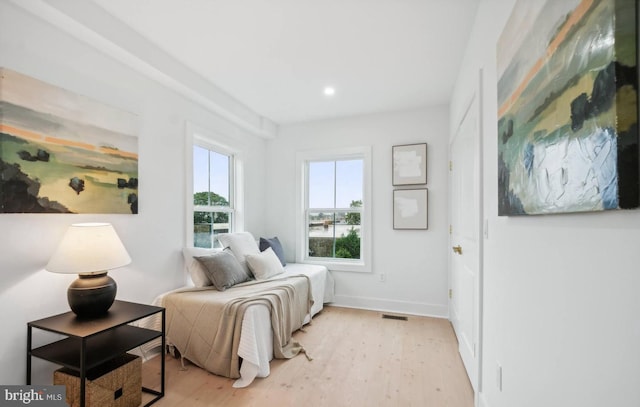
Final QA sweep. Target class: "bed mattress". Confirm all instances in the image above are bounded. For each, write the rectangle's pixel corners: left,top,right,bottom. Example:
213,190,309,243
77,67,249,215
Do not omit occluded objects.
151,263,333,387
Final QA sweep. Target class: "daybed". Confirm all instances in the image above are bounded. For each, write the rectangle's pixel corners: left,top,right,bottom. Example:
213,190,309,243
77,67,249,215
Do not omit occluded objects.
151,233,334,388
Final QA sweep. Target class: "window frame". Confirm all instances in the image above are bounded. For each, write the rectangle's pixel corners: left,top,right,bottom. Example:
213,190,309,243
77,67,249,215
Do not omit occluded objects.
296,146,372,273
185,122,243,248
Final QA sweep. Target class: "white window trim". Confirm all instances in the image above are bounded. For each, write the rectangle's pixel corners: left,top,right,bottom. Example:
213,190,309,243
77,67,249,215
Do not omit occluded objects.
185,121,244,247
295,146,372,273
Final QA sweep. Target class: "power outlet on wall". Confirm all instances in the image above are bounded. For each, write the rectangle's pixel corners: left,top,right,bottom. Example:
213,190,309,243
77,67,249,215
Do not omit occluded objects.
379,273,386,282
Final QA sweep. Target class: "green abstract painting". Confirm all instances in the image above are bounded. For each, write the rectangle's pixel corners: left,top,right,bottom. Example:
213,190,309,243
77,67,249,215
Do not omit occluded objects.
497,0,638,215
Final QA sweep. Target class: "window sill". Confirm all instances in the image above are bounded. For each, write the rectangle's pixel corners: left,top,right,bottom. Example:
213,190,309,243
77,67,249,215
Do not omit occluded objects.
300,258,370,273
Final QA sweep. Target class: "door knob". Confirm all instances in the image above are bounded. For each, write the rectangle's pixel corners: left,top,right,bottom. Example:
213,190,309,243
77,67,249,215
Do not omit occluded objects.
452,245,463,255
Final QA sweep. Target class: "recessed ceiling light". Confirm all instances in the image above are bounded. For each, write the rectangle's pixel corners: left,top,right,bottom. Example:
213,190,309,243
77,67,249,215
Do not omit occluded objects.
323,86,336,96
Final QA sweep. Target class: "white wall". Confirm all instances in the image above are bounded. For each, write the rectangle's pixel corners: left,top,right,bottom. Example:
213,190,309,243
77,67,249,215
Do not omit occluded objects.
264,107,450,317
0,1,268,384
451,1,640,406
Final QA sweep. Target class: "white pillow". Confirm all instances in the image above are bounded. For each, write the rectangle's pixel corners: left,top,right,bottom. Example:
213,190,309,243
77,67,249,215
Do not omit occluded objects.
217,232,260,274
246,247,285,280
182,247,222,287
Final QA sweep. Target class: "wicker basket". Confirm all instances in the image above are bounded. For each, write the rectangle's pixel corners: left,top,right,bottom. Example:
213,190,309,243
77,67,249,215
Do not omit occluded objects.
54,353,142,407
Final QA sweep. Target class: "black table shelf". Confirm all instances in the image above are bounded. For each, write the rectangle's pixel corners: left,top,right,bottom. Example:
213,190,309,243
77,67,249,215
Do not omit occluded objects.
31,325,161,371
27,300,165,407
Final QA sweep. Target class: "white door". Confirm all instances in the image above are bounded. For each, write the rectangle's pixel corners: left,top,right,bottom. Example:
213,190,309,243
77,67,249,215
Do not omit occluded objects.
450,85,482,393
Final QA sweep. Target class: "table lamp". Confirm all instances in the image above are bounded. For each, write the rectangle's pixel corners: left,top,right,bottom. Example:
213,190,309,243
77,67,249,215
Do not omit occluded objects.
45,223,131,318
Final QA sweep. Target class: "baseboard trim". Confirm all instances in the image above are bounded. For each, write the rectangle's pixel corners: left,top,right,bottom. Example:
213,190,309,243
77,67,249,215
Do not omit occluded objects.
330,294,448,319
478,392,490,407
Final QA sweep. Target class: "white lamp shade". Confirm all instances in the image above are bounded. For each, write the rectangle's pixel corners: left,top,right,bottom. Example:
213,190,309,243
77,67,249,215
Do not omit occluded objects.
45,223,132,274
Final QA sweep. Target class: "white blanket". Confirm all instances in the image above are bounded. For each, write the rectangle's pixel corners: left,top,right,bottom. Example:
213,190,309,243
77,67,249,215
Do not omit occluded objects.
233,264,333,387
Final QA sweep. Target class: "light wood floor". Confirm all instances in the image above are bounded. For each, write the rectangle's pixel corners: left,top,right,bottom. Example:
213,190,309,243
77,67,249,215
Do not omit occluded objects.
140,306,473,407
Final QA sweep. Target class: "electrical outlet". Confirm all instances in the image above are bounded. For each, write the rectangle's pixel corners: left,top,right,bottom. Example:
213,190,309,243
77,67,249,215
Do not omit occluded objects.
379,273,386,282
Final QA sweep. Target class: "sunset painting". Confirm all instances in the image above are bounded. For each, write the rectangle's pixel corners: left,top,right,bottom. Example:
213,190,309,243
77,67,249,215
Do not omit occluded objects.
0,68,138,214
497,0,638,215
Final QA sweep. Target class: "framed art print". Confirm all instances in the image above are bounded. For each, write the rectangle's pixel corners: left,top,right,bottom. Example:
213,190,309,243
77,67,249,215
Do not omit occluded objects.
392,143,427,185
393,188,428,230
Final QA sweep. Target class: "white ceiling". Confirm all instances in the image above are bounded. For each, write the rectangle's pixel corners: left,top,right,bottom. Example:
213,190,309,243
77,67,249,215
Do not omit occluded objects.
90,0,479,125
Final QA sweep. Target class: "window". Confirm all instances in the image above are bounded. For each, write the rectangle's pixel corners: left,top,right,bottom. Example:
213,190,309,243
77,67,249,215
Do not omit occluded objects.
191,142,234,248
297,147,371,272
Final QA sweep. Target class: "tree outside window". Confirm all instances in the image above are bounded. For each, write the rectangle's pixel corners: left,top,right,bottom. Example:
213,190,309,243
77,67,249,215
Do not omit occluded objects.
193,145,233,248
307,160,363,260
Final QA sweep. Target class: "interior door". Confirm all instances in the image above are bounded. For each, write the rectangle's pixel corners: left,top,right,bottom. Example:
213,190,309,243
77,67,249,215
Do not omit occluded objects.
450,87,482,393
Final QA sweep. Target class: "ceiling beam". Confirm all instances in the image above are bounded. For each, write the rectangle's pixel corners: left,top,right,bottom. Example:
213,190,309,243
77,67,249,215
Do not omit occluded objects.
9,0,277,139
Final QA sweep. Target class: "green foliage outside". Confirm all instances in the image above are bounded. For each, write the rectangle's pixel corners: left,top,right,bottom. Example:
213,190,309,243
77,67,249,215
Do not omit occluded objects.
345,200,362,225
194,191,229,206
337,200,362,258
335,228,361,259
193,191,229,224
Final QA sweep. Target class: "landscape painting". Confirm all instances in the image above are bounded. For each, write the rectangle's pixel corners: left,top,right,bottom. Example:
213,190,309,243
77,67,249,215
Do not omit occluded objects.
497,0,638,215
0,68,138,214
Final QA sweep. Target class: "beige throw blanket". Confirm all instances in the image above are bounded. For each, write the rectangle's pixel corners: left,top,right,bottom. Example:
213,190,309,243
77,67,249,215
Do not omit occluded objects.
164,275,313,379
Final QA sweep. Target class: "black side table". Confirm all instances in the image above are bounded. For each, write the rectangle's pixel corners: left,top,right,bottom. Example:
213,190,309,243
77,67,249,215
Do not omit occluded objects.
27,300,165,407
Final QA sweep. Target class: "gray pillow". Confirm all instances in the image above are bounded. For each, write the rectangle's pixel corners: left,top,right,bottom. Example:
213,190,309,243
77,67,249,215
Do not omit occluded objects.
195,250,252,291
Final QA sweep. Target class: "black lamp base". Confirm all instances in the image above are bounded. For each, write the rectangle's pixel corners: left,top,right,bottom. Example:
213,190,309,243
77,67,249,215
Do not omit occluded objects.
67,272,117,318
